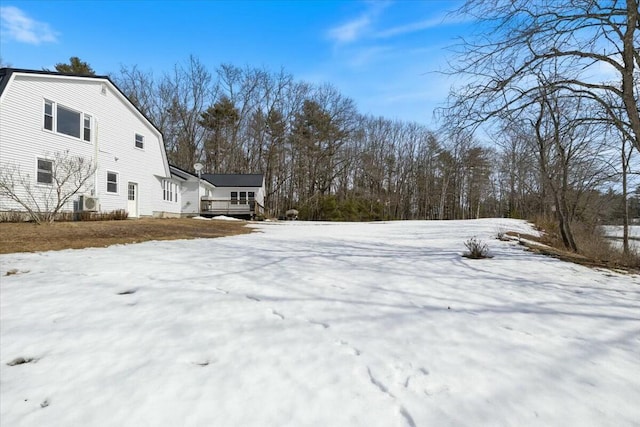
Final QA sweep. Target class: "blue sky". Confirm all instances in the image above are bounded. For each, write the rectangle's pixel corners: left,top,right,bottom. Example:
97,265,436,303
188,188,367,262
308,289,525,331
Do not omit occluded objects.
0,0,468,127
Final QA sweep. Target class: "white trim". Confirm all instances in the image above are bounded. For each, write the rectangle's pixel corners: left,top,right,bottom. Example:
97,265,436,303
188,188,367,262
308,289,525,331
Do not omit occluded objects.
106,170,119,194
35,156,53,186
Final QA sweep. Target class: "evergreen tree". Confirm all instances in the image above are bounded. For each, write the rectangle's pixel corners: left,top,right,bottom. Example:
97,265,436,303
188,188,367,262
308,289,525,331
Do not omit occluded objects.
53,57,96,75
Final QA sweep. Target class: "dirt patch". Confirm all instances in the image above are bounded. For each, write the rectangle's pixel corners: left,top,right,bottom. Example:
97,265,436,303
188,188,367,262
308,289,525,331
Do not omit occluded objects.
0,218,253,254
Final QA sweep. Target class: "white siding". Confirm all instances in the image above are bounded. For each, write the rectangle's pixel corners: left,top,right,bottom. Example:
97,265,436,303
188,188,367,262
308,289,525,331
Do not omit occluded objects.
0,73,179,217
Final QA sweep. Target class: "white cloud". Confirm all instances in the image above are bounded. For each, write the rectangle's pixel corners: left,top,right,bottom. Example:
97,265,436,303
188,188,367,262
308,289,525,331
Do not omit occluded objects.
375,12,473,39
327,15,371,44
326,1,391,45
376,16,445,39
0,6,58,45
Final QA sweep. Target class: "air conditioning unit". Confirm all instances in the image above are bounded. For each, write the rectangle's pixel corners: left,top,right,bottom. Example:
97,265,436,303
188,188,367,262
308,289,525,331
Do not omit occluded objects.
80,195,99,211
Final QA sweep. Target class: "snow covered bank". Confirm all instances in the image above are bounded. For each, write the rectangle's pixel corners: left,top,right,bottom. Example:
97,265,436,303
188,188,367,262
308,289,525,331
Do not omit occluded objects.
1,219,638,426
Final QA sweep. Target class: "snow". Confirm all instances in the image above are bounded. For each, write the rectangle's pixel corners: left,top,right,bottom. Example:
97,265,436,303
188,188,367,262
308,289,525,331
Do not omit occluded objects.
1,218,639,426
602,225,640,250
211,215,242,221
192,215,243,221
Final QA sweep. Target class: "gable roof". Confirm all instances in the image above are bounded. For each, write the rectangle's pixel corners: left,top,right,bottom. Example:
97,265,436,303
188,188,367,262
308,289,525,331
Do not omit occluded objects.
0,68,158,136
169,164,196,181
0,67,171,178
201,174,264,187
1,67,109,96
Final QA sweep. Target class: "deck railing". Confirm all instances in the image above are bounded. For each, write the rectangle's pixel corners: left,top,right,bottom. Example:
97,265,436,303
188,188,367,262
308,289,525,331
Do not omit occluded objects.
199,199,264,216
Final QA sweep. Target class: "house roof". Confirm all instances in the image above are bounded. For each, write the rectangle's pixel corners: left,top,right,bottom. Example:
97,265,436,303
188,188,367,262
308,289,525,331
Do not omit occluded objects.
0,67,172,178
0,68,159,136
0,68,110,97
201,174,264,187
169,164,195,181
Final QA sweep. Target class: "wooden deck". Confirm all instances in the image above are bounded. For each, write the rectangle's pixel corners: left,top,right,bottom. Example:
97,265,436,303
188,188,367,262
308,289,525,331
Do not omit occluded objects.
199,199,264,218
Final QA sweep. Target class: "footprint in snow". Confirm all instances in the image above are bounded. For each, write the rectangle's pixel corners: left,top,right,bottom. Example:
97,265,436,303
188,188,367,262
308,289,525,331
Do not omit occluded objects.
335,340,361,356
4,268,30,276
403,367,430,390
192,359,213,367
308,320,330,329
7,356,37,366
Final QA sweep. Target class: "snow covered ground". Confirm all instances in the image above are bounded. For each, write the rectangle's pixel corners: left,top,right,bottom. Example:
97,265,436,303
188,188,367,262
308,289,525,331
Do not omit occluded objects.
602,225,640,251
1,219,639,426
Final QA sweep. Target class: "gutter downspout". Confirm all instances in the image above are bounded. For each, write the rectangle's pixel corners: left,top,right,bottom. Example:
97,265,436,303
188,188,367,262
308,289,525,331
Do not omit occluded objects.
93,118,99,200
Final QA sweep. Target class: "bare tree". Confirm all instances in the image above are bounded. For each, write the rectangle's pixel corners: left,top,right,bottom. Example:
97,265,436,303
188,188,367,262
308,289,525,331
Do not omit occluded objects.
442,0,639,152
0,151,95,224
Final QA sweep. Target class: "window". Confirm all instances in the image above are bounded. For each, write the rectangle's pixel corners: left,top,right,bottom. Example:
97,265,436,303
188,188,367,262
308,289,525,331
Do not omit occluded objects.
37,158,53,184
106,172,118,193
248,191,255,201
43,100,92,142
44,100,53,130
83,115,91,142
240,191,247,204
128,183,136,201
135,134,144,149
230,191,238,204
57,105,81,138
162,180,177,202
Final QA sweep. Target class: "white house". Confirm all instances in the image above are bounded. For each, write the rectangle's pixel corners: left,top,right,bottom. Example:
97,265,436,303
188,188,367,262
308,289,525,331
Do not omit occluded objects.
0,68,181,218
169,164,215,216
169,165,265,219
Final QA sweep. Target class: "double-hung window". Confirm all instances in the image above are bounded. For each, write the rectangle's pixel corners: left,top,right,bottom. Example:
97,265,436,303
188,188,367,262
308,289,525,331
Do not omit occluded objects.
37,158,53,185
135,134,144,149
106,171,118,193
84,115,92,142
44,101,54,131
44,100,92,142
162,180,177,202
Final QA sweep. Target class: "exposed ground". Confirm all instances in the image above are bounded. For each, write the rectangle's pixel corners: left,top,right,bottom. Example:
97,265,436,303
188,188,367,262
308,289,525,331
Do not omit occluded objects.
504,231,639,273
0,218,252,254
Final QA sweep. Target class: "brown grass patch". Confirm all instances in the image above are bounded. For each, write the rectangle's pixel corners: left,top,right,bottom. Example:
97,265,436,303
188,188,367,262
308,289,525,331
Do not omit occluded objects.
0,218,253,254
505,231,638,273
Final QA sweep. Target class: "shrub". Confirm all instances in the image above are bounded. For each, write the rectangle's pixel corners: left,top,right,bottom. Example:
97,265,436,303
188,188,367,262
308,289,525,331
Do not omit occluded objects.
463,237,491,259
0,210,28,223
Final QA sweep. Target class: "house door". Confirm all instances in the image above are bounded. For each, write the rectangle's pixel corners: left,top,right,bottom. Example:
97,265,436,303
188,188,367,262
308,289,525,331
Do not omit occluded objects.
127,182,138,217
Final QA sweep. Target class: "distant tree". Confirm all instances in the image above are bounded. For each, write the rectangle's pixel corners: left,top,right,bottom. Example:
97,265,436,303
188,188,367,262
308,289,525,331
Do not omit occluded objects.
53,57,96,75
199,96,240,173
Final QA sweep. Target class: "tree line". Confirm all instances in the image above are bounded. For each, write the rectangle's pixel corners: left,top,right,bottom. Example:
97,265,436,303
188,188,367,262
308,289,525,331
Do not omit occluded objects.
110,56,635,226
46,0,638,255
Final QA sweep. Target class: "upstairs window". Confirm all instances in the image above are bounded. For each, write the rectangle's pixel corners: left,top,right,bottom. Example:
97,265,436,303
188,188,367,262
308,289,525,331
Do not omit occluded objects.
57,105,81,138
44,100,92,142
84,115,92,142
106,171,118,193
44,100,53,130
37,158,53,184
135,134,144,149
